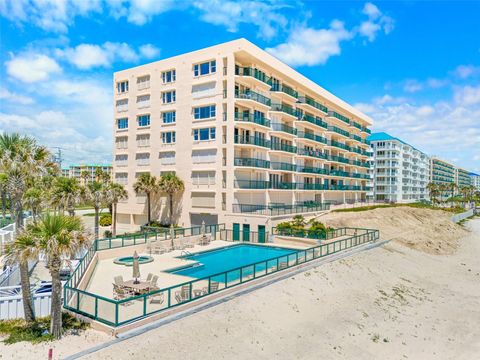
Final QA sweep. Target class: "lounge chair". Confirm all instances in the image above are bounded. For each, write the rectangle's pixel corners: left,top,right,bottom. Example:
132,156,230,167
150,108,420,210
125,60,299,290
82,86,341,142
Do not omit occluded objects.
113,283,133,303
152,242,166,254
114,275,125,287
149,290,164,305
146,273,153,282
149,275,159,290
202,281,219,294
173,239,185,250
278,262,288,270
174,285,191,303
184,238,194,248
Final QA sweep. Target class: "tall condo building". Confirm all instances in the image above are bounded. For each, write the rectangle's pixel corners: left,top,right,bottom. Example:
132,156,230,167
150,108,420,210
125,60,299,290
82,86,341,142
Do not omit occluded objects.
456,167,472,187
368,132,430,203
112,39,373,233
470,173,480,190
430,157,456,185
61,164,112,185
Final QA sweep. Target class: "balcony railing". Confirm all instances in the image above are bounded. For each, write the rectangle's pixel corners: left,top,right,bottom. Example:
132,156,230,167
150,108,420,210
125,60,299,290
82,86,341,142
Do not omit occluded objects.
234,157,270,169
298,96,328,114
270,142,297,153
300,114,328,129
234,135,271,148
235,89,271,106
297,166,328,175
234,112,271,127
297,131,327,144
234,180,270,189
297,148,329,160
232,202,330,215
329,126,350,137
297,183,328,190
270,162,296,172
271,122,297,135
235,66,272,85
270,84,298,98
328,111,350,125
329,155,350,164
271,182,296,190
330,140,351,151
270,103,298,117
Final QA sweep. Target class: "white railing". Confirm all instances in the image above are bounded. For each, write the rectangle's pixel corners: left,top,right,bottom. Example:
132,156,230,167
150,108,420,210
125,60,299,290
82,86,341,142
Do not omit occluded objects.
0,292,52,320
116,104,128,112
137,81,150,90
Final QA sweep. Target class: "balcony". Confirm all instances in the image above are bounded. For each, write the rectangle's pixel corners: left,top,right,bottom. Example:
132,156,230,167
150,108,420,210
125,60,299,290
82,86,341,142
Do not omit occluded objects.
271,122,297,135
270,142,297,154
234,180,270,189
329,126,350,138
330,140,351,151
234,135,271,148
327,111,350,125
297,183,328,190
234,112,271,128
270,103,298,118
329,169,350,177
235,66,272,86
297,96,328,114
351,121,362,131
232,202,330,216
297,166,328,175
270,84,298,99
270,162,296,172
297,131,327,144
299,114,328,129
329,155,350,165
297,148,329,160
235,89,271,107
271,182,296,190
234,157,270,169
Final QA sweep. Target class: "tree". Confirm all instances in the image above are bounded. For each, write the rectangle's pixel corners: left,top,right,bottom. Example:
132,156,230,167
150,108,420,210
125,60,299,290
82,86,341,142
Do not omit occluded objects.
0,173,8,218
83,181,107,239
105,182,128,237
4,230,38,322
133,173,158,225
51,177,82,216
80,170,90,185
23,187,44,222
157,173,184,225
25,214,89,339
426,182,439,206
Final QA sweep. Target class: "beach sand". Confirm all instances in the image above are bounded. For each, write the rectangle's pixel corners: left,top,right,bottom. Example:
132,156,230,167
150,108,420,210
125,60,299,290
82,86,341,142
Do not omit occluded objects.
1,212,479,360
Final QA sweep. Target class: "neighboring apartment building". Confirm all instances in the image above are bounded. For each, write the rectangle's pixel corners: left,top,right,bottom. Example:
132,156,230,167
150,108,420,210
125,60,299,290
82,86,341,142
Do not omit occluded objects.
62,164,112,185
456,167,472,187
430,157,456,185
368,132,430,203
470,172,480,190
112,38,373,233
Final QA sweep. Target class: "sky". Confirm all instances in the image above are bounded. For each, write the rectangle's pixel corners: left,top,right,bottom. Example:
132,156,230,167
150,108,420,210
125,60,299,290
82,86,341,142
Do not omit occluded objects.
0,0,479,173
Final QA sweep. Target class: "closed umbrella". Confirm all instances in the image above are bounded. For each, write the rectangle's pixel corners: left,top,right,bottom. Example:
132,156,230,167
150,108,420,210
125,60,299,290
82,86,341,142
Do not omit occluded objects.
200,221,206,236
132,251,140,284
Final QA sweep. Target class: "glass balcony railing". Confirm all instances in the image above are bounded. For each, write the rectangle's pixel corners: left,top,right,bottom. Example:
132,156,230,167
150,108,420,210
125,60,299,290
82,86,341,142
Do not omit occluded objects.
270,142,297,153
235,66,272,85
270,162,296,172
235,89,271,106
234,112,271,127
234,180,270,189
271,122,297,135
234,157,270,169
234,135,270,148
297,131,328,144
271,182,296,190
297,148,329,160
298,96,329,114
300,114,328,129
270,84,299,98
270,103,298,117
329,170,350,177
328,111,350,125
329,155,350,164
329,126,350,137
330,140,351,151
352,121,362,130
297,166,328,175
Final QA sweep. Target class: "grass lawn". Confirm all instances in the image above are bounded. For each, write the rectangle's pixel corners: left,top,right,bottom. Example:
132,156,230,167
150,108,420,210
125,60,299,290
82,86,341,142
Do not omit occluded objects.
332,203,467,214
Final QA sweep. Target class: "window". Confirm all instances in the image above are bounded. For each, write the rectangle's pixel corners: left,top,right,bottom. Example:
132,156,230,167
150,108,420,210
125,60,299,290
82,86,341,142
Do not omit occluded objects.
162,90,176,104
137,75,150,90
194,105,216,119
162,70,176,83
192,171,216,185
116,80,129,93
117,118,128,130
162,111,176,124
192,149,216,163
136,153,150,166
137,94,150,108
115,154,128,166
137,114,150,127
191,192,215,208
115,136,128,149
115,172,128,185
116,99,128,112
194,60,216,76
136,134,150,147
159,151,175,165
193,127,216,141
162,131,176,144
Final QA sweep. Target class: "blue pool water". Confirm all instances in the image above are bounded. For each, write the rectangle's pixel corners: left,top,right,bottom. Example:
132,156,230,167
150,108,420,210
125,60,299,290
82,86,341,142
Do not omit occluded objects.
168,244,298,282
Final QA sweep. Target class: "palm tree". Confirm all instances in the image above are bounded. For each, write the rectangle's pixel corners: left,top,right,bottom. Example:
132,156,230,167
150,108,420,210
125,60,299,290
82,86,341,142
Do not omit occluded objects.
105,182,128,237
4,230,38,322
51,177,82,216
426,182,439,206
157,173,184,225
25,214,89,339
80,170,90,185
23,187,44,222
133,173,158,225
0,173,8,219
83,181,107,239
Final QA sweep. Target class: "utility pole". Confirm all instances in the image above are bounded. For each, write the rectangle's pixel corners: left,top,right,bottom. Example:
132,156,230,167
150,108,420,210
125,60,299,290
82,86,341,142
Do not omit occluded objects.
51,147,63,169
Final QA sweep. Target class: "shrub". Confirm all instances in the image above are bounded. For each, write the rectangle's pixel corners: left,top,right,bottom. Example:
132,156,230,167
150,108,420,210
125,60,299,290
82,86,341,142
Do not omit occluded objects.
103,230,112,238
99,213,112,226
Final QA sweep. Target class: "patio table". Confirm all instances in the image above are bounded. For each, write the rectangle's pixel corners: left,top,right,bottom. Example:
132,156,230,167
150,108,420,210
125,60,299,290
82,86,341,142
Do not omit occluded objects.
123,280,151,295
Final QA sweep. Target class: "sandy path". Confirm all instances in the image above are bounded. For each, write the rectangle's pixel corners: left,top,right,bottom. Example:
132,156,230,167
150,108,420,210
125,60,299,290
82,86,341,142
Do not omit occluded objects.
1,218,479,360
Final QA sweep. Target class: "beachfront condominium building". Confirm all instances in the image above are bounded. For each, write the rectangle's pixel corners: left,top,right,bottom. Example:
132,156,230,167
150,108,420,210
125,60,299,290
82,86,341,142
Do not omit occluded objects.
456,167,472,187
112,38,373,233
61,164,112,185
368,132,430,203
430,157,456,186
470,173,480,190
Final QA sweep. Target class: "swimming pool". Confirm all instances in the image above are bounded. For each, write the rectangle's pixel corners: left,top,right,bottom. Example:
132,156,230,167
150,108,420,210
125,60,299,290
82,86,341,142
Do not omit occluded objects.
168,244,298,282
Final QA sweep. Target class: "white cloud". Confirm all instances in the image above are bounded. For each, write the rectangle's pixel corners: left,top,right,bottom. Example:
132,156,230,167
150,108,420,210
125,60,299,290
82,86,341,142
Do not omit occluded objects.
403,79,423,93
55,42,159,69
266,20,352,66
358,2,394,42
139,44,160,59
454,85,480,106
5,53,61,83
0,87,34,105
453,65,480,79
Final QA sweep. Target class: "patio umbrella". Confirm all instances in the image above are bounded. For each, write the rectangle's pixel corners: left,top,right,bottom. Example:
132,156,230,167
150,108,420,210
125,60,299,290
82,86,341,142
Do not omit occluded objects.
200,221,206,236
132,251,141,284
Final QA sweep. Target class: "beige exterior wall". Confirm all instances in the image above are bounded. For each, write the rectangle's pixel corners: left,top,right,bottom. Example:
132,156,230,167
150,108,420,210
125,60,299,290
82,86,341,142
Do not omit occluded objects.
112,38,373,233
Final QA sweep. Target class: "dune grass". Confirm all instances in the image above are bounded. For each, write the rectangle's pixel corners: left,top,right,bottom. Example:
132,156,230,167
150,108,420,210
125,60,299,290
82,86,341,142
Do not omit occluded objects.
332,203,466,214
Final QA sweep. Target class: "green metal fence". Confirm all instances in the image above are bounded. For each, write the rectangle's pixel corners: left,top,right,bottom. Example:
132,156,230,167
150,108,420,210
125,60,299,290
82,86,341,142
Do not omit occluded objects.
63,227,379,327
272,226,372,240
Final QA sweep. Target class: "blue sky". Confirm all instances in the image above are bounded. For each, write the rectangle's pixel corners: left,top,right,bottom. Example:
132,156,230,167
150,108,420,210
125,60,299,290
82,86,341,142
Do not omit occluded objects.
0,0,479,173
